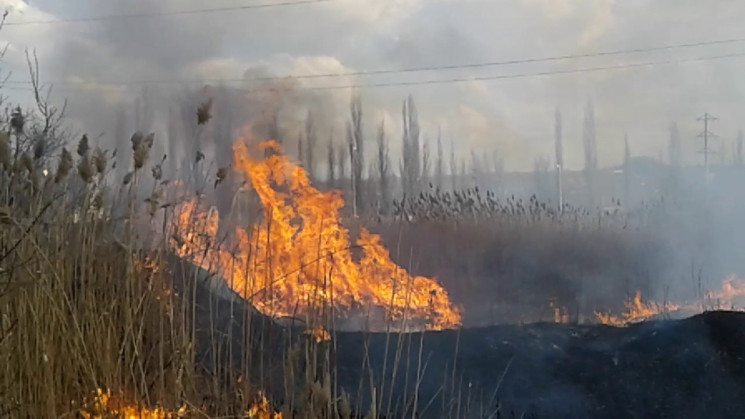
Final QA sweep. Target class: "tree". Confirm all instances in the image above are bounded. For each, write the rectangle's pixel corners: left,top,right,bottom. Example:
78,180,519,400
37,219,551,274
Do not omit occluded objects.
375,119,391,214
295,130,303,166
401,94,421,198
435,127,444,190
421,137,431,187
449,138,457,191
305,110,316,181
269,107,281,145
583,100,598,206
346,93,364,215
327,133,336,187
735,130,743,168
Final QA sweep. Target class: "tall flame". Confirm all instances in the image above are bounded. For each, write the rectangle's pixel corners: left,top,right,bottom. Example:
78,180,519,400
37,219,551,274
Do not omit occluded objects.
172,140,461,330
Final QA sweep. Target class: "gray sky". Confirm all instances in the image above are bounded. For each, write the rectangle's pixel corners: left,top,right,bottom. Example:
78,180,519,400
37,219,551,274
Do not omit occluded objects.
1,0,745,171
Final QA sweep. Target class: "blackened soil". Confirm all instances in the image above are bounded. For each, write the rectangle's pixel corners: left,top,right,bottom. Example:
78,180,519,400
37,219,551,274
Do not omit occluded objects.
333,311,745,418
170,257,745,418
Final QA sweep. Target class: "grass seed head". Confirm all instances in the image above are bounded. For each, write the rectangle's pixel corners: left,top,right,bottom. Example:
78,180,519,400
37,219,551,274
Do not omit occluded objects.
133,133,154,170
33,136,45,160
55,148,73,183
152,164,162,181
131,131,144,152
78,154,94,183
77,134,90,157
92,148,107,174
123,171,134,185
10,106,24,135
197,98,213,125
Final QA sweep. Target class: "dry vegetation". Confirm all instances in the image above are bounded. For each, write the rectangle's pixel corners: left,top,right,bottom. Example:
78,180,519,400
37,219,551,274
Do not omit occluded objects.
0,103,468,418
0,82,737,417
363,187,678,326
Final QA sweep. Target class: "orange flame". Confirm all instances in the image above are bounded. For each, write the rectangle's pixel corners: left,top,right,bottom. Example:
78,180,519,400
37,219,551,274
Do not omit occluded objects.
706,275,745,310
79,389,280,419
595,291,679,327
79,389,186,419
549,299,569,324
172,140,461,330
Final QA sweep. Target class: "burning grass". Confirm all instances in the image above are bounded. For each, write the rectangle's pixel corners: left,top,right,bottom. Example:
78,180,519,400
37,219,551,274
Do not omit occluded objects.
595,291,680,327
172,140,461,331
1,94,743,417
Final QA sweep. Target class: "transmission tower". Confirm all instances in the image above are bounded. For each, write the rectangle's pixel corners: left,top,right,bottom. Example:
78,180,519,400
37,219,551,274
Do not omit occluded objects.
697,113,718,184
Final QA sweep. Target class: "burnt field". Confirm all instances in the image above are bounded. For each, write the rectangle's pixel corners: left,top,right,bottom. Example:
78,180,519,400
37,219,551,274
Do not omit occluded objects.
333,312,745,418
182,256,745,419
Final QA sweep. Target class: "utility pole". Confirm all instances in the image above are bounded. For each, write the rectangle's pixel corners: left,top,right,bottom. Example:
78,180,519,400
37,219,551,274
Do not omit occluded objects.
697,113,718,184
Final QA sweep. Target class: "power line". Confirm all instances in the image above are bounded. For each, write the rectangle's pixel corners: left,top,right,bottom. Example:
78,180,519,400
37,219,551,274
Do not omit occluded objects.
305,51,745,91
3,0,334,26
3,50,744,94
4,36,745,88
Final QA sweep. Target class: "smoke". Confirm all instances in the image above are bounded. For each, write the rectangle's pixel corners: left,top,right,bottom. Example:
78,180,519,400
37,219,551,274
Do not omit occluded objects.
0,0,744,312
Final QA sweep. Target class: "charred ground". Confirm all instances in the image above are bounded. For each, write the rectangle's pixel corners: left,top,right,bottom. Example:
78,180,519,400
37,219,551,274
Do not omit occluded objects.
179,255,745,419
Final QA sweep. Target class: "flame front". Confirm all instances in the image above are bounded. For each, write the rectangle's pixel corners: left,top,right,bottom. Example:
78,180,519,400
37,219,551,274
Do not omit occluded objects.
595,291,679,327
172,140,461,330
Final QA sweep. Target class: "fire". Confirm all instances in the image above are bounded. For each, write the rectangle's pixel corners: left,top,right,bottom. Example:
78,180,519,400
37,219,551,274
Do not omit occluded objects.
595,291,679,327
172,140,461,330
706,275,745,310
304,327,332,343
549,299,569,324
246,392,283,419
79,389,186,419
79,389,281,418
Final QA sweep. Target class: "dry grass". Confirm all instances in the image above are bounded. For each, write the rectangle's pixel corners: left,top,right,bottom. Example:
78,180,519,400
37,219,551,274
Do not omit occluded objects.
361,187,679,326
0,115,457,418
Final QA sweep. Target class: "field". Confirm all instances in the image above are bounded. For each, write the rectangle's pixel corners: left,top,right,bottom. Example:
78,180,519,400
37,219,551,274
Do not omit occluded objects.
1,103,745,418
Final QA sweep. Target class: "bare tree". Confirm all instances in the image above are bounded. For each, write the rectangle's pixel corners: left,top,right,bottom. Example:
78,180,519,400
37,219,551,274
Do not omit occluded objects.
347,93,364,215
21,50,67,162
421,137,431,188
435,127,444,190
269,107,281,145
327,133,336,187
337,143,347,183
296,130,304,167
375,119,391,214
305,110,316,181
401,94,421,198
449,138,457,191
583,100,598,206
